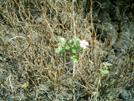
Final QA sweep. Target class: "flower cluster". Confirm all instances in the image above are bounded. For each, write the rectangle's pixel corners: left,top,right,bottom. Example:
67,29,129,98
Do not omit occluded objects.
80,40,89,49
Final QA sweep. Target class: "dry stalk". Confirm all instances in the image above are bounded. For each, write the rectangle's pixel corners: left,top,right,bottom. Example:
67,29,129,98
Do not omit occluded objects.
72,0,76,100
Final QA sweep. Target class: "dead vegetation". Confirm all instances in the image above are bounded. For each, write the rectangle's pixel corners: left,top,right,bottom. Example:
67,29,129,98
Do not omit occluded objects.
0,0,133,101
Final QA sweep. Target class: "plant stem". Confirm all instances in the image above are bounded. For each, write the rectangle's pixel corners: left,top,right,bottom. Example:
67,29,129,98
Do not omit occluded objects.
96,76,101,101
73,62,76,101
72,0,76,38
72,0,76,100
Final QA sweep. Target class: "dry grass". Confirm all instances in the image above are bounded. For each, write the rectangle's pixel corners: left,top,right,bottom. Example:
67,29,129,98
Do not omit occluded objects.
0,0,133,101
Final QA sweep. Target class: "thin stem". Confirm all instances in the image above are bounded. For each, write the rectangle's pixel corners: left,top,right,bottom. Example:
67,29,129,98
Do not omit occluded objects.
96,77,101,101
72,0,76,38
90,0,95,61
72,0,76,101
73,62,76,101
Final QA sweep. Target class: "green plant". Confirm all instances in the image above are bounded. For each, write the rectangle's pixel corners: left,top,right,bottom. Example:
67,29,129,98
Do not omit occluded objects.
99,62,112,76
21,82,29,88
98,62,115,100
55,36,89,62
55,36,89,101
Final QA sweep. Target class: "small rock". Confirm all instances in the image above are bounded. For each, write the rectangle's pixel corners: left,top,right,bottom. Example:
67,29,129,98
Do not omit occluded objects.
35,17,42,23
119,89,130,100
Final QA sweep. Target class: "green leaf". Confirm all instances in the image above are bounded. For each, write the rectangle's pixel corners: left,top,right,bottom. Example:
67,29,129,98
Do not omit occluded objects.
70,57,78,62
57,36,66,43
108,95,114,100
103,80,109,86
55,47,64,54
99,69,109,76
73,38,80,46
67,39,73,45
65,45,70,50
57,43,65,47
21,82,29,88
103,62,112,67
71,48,77,54
69,55,78,62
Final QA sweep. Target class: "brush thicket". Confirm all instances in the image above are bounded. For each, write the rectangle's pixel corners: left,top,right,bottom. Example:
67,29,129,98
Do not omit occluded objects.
0,0,133,100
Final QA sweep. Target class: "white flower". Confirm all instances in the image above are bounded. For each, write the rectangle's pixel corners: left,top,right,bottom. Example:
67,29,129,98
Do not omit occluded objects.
80,40,89,49
60,37,66,43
